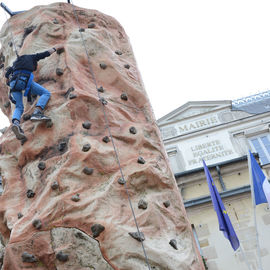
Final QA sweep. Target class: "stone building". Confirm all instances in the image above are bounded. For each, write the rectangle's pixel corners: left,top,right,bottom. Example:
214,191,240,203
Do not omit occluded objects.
157,91,270,270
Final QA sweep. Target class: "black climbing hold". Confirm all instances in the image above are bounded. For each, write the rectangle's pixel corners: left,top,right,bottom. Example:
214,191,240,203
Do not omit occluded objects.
137,156,145,164
71,193,80,202
46,120,53,128
56,68,64,76
58,141,67,152
102,136,110,143
120,93,128,101
83,167,94,175
22,252,37,263
23,114,31,121
163,200,170,208
98,86,104,92
138,199,148,210
38,162,46,170
169,239,178,250
69,93,77,99
57,47,65,54
0,64,4,69
100,97,108,105
124,64,130,69
56,251,69,262
91,224,105,238
82,121,91,129
27,189,35,198
64,87,74,98
21,137,27,146
129,127,137,134
51,181,59,190
8,41,12,47
32,219,42,229
99,62,107,70
88,23,96,28
118,177,126,185
79,28,85,32
115,50,122,55
82,143,91,152
53,18,59,24
129,231,145,242
4,101,10,108
18,213,23,219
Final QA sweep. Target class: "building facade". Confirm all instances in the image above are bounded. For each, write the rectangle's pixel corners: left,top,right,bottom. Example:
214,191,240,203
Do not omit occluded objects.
158,92,270,270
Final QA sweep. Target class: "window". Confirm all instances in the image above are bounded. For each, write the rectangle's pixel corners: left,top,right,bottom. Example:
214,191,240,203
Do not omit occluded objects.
249,134,270,165
166,146,184,173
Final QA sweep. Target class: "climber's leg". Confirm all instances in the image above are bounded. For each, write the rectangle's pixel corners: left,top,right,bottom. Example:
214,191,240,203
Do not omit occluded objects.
11,91,26,140
30,81,51,122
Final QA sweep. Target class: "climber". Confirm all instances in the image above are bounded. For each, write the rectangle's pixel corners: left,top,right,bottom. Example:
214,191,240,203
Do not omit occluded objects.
5,45,64,141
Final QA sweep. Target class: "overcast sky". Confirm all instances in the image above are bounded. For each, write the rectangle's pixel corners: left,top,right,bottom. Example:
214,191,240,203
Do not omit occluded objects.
1,0,270,129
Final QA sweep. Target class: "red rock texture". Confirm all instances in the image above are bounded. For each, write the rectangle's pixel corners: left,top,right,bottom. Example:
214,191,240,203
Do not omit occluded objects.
0,2,204,269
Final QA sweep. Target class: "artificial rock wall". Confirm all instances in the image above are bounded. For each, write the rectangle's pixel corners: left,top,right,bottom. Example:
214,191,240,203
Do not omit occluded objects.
0,2,203,269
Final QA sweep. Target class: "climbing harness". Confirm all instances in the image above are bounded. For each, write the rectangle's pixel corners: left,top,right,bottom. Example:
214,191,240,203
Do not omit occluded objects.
69,1,152,269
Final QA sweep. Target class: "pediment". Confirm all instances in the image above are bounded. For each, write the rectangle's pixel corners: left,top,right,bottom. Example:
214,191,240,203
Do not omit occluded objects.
157,100,231,125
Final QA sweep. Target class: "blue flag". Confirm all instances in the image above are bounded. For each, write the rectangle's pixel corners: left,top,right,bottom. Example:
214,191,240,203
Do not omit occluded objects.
203,160,240,251
249,151,270,207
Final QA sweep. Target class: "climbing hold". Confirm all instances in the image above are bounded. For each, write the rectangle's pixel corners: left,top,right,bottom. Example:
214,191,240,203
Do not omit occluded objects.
99,62,107,69
83,167,94,175
21,252,37,263
0,64,4,69
118,177,126,185
138,199,148,210
137,156,145,164
75,231,87,240
82,121,91,129
82,143,91,152
163,200,170,208
53,18,59,24
32,219,42,230
129,127,137,134
88,23,96,28
169,239,178,250
120,93,128,101
38,162,46,170
57,47,65,54
27,189,35,198
23,114,31,121
124,64,130,69
4,101,10,108
69,93,77,99
129,231,145,242
71,193,80,202
91,224,105,237
58,141,67,152
8,41,12,47
46,120,53,128
18,213,23,219
56,251,69,262
115,50,122,55
56,68,64,76
100,97,108,105
79,28,85,32
51,181,59,190
98,86,104,92
102,136,110,143
64,87,74,98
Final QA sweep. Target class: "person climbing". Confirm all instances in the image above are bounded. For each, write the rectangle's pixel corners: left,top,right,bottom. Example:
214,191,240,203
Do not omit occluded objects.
5,45,64,141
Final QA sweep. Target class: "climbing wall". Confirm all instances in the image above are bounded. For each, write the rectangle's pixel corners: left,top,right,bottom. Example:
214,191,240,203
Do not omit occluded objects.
0,2,203,269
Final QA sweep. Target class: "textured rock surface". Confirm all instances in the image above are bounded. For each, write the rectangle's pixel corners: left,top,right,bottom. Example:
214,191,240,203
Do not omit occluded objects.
0,2,203,269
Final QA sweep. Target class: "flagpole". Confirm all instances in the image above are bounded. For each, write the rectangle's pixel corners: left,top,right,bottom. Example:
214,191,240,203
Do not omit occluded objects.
239,245,252,270
247,152,264,270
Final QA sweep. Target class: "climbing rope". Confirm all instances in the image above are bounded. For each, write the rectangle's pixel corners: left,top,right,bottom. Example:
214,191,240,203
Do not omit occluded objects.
69,1,152,269
2,8,19,57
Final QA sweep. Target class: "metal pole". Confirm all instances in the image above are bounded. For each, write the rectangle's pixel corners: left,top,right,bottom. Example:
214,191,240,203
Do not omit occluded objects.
247,152,264,270
239,245,252,270
0,2,13,16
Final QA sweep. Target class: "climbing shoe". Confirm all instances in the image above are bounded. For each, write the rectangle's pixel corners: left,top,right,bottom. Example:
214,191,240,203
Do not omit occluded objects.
12,123,26,140
30,111,51,122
